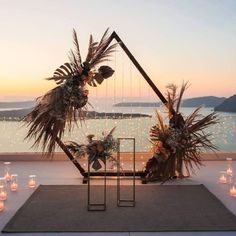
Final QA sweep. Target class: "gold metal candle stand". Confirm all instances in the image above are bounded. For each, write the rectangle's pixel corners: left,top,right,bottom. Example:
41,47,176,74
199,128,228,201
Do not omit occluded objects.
117,137,136,207
87,157,106,211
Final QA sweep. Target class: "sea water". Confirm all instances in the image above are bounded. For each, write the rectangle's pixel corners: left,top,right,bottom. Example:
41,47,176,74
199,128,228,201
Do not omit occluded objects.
0,106,235,152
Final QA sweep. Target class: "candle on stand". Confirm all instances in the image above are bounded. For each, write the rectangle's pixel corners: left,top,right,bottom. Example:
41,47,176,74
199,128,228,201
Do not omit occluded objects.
10,174,18,192
0,200,4,212
230,186,236,197
28,175,37,189
219,172,227,184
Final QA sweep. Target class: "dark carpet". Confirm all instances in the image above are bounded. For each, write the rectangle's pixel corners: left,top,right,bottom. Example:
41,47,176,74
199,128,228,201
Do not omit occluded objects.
3,185,236,232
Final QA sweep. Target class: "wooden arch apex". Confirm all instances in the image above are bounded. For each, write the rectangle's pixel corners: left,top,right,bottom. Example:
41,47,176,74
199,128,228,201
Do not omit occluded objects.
103,31,168,105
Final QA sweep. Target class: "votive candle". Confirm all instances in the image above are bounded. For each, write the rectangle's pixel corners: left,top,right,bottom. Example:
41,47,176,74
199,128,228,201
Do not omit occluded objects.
219,173,227,184
226,167,233,176
0,178,7,201
0,187,7,201
4,172,11,182
230,186,236,197
0,200,4,212
28,175,36,189
4,162,11,182
0,191,7,201
10,183,18,191
10,174,18,192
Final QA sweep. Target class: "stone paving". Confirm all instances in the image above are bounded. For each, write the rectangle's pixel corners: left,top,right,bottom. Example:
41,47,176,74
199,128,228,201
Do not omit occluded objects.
0,160,236,236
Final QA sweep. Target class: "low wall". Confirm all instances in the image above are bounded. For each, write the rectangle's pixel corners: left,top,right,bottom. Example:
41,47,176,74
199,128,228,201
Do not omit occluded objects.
0,152,236,161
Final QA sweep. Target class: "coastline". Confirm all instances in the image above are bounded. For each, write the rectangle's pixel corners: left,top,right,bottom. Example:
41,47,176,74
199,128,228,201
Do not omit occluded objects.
0,151,236,161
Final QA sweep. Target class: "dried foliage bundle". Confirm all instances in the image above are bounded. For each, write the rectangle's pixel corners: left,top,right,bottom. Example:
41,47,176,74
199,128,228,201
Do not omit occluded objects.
144,82,219,182
24,29,116,155
66,127,118,171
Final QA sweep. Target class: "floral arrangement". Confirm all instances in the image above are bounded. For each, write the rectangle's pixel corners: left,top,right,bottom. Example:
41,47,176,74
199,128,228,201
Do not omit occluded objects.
66,127,118,171
24,29,116,154
143,82,219,182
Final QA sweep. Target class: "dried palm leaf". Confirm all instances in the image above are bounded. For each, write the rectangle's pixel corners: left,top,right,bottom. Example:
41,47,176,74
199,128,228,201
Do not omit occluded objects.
24,83,88,154
176,81,189,113
24,29,116,155
72,29,82,66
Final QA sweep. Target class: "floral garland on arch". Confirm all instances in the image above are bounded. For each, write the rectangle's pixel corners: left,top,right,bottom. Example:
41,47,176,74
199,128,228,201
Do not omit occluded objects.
65,127,118,171
24,29,116,155
143,82,219,183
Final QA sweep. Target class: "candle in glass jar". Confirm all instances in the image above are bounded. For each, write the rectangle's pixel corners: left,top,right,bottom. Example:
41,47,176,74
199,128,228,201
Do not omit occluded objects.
10,183,18,191
4,172,11,182
219,173,227,184
0,190,7,201
230,186,236,197
0,200,4,212
28,175,36,189
226,167,233,176
0,178,7,201
10,174,18,192
4,162,11,182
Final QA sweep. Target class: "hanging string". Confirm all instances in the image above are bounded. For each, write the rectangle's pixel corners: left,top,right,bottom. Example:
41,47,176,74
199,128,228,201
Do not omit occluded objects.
113,48,117,107
139,69,141,99
95,85,98,119
105,60,109,132
121,50,125,120
111,48,115,119
129,59,133,108
138,69,142,151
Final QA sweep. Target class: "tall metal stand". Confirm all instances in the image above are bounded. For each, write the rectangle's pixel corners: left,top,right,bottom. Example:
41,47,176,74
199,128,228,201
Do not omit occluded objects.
87,158,106,211
117,138,135,207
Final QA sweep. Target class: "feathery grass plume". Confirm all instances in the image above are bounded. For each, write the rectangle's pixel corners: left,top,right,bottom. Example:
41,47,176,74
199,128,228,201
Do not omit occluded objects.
144,82,219,182
24,29,116,155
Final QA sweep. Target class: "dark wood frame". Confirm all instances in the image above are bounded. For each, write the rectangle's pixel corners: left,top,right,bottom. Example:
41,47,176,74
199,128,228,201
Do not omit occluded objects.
55,31,169,183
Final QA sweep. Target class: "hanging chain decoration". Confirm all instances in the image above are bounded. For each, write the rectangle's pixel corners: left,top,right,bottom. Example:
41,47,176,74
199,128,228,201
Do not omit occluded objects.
24,29,117,155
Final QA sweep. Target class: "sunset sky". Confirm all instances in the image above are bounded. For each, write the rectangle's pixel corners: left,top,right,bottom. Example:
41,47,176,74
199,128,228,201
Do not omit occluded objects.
0,0,235,101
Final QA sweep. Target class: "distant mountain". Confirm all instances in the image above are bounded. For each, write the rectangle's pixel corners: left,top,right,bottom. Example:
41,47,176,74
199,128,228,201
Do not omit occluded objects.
0,108,33,120
0,108,151,121
114,96,226,108
214,95,236,113
181,96,226,107
0,101,35,109
114,102,159,107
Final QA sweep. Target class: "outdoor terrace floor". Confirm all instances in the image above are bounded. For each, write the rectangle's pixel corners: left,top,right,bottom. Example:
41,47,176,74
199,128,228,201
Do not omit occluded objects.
0,159,236,236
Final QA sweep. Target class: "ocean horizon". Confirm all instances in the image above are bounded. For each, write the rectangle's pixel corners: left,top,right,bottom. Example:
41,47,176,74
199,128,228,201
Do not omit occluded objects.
0,104,235,153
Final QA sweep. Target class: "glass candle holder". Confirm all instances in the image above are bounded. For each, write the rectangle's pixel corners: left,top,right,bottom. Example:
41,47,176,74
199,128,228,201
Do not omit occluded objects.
28,175,37,189
10,174,18,191
0,178,7,201
226,167,233,177
219,171,227,184
227,175,233,185
4,162,11,182
226,158,233,176
229,182,236,197
0,200,4,212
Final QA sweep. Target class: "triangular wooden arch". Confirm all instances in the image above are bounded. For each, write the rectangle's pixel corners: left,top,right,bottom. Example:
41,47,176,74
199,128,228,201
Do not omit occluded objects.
104,31,167,105
56,31,171,182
